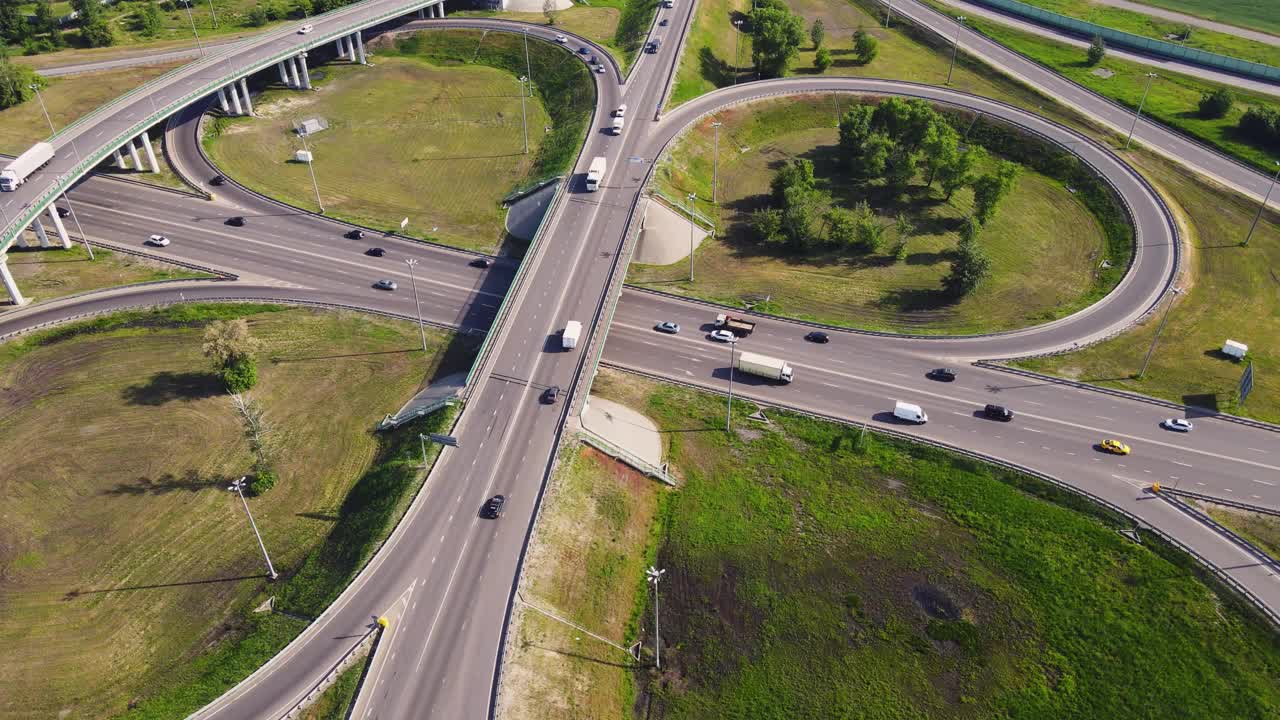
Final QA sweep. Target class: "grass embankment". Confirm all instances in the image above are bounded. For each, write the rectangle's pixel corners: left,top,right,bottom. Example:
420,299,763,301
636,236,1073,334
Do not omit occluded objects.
502,441,664,720
0,303,459,719
996,0,1280,65
567,369,1280,719
300,661,366,720
205,30,591,253
455,0,659,72
0,245,210,310
636,95,1120,333
1127,0,1280,37
1201,503,1280,562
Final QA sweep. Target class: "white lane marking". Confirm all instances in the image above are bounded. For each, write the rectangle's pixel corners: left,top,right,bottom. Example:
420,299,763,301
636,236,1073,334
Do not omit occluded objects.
1023,400,1044,406
1251,478,1276,486
1248,447,1268,454
1024,428,1043,433
1172,460,1192,467
1095,416,1113,421
1111,474,1144,488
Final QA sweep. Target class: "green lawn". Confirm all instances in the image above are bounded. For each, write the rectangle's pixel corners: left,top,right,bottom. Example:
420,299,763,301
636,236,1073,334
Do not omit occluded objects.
634,95,1117,333
0,304,456,719
1126,0,1280,38
1001,0,1280,66
591,370,1280,719
299,655,366,720
1,245,210,310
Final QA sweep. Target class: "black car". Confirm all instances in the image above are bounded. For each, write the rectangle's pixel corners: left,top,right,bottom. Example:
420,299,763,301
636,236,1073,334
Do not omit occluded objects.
56,206,70,218
345,229,366,240
927,368,957,382
366,247,386,257
589,54,598,64
226,216,246,227
578,46,590,54
984,404,1014,421
659,17,669,25
482,494,506,518
210,175,226,186
469,257,492,269
542,385,561,404
805,331,830,344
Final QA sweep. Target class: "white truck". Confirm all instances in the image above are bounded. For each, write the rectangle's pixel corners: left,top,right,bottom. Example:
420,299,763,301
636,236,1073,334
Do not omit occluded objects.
735,351,793,383
586,156,606,192
611,116,625,135
1,142,55,192
562,320,582,350
894,401,928,424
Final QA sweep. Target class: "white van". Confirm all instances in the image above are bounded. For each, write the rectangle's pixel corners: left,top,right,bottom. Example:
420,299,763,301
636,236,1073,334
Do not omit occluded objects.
562,321,582,350
615,104,627,118
893,401,928,424
611,116,625,134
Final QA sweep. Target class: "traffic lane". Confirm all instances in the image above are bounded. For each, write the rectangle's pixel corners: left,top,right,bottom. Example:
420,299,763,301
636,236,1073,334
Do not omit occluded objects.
602,323,1280,508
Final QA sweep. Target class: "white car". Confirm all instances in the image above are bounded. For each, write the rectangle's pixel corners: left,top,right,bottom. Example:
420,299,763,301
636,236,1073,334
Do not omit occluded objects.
595,65,605,74
709,329,737,343
555,34,567,43
147,234,170,247
1161,418,1193,432
298,23,313,34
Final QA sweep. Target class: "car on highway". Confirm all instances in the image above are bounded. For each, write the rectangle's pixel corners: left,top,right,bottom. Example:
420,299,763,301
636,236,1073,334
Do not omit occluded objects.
210,174,226,186
366,247,386,257
595,65,605,74
541,385,560,404
804,331,829,344
927,367,957,382
660,17,669,25
1099,439,1131,455
578,46,589,54
345,229,366,240
984,404,1014,421
709,329,737,343
470,257,492,269
373,279,397,291
226,216,246,227
298,23,313,34
555,34,567,43
1161,418,1193,432
482,494,506,519
146,234,170,247
55,206,70,218
655,321,680,334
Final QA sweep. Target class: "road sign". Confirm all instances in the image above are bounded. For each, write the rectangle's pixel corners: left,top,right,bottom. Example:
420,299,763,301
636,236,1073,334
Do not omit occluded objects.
1239,361,1255,406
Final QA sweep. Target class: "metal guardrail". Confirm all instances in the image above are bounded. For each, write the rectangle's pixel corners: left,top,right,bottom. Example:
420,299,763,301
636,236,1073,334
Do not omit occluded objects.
966,0,1280,82
650,188,716,229
1161,487,1280,517
578,429,674,485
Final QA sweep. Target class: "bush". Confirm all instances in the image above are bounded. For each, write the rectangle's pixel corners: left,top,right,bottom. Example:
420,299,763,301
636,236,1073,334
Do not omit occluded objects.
247,468,277,496
0,61,43,110
80,17,115,47
1239,105,1280,148
246,5,269,26
853,28,878,65
1198,87,1234,119
222,356,259,393
1086,34,1105,66
814,46,832,72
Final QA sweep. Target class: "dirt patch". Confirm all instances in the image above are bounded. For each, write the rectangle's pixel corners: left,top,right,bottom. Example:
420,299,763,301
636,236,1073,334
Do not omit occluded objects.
912,583,963,620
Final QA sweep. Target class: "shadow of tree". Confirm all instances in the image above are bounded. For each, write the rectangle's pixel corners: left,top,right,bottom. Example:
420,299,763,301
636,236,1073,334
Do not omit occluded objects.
698,45,733,88
121,371,222,406
101,470,226,496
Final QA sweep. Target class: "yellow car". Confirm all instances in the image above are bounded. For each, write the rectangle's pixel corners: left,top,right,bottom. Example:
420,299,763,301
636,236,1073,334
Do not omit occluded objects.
1100,439,1131,455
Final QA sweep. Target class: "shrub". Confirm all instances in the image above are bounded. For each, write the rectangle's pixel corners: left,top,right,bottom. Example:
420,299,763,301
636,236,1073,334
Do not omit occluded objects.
815,46,832,72
1238,105,1280,148
247,468,277,496
1198,87,1233,119
1086,34,1105,66
222,356,259,393
246,5,269,26
853,28,878,65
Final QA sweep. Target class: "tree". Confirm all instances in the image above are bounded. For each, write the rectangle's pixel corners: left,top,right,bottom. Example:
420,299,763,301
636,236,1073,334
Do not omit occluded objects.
246,4,269,26
751,1,805,78
543,0,559,26
810,18,824,49
937,144,986,200
0,0,29,44
1198,87,1234,119
838,105,874,159
203,318,262,392
33,0,63,45
851,201,885,253
958,214,980,245
1086,34,1105,66
293,0,313,19
222,356,259,393
780,185,824,249
1239,105,1280,147
230,393,279,495
752,207,785,245
138,0,162,36
921,122,959,186
852,27,878,65
852,132,893,179
824,207,857,249
0,61,43,110
884,145,919,190
770,157,816,205
972,160,1020,225
814,46,832,72
894,213,915,240
80,17,114,47
944,229,991,296
71,0,102,21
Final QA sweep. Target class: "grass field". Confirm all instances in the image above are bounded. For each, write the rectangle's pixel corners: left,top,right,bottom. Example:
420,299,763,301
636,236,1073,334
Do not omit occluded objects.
1,245,209,310
1127,0,1280,38
507,368,1280,718
999,0,1280,66
299,659,365,720
635,95,1113,333
0,304,454,719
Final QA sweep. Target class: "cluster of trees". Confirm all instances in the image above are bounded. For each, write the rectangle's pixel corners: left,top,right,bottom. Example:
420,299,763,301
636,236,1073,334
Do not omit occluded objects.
0,59,44,110
1239,105,1280,149
751,157,908,253
751,0,805,78
807,19,876,73
1,0,67,53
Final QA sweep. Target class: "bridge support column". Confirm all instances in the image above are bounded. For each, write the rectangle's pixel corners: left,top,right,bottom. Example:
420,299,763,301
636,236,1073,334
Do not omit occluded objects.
288,57,302,89
238,78,254,115
139,131,159,173
417,7,425,18
126,139,143,173
335,38,346,58
355,32,367,64
32,218,50,248
344,35,355,62
48,205,71,248
112,148,126,169
217,87,231,114
0,256,25,306
227,83,244,115
298,54,312,90
277,61,291,87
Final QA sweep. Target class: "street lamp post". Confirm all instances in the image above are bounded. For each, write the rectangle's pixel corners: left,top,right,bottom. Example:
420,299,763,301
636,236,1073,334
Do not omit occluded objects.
229,477,278,580
726,341,735,432
296,123,324,213
183,0,205,57
30,84,55,135
57,182,95,261
523,29,532,93
946,16,966,85
207,0,218,27
733,20,742,85
1243,161,1280,247
686,192,697,282
1124,73,1158,150
711,121,722,204
646,567,666,668
404,258,428,352
1138,287,1182,379
884,0,893,27
519,76,529,155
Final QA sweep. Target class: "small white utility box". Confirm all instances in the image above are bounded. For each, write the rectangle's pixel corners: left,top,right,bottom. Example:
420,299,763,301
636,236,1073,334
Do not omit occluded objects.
294,150,313,163
1222,339,1248,359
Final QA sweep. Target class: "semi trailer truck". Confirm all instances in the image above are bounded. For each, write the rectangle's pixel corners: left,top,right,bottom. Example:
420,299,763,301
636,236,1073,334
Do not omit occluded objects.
735,351,793,383
1,142,55,192
586,156,606,192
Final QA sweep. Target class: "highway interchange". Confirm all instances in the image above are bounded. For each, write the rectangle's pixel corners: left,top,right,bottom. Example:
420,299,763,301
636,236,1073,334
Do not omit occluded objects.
0,1,1278,718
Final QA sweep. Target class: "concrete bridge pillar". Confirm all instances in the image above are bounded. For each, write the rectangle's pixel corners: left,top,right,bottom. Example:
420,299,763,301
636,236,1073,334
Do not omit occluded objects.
417,7,425,18
239,78,254,115
227,83,245,115
335,37,346,58
344,35,355,62
138,131,159,173
217,86,231,114
355,32,367,64
32,218,50,248
277,61,291,87
298,54,312,90
48,205,71,248
0,256,25,306
126,139,143,173
288,56,302,89
112,148,127,169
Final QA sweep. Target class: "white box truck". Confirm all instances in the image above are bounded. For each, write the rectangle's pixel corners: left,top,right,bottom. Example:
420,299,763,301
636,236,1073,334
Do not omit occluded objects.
1,142,55,192
611,116,625,135
562,320,582,350
586,156,606,192
735,351,793,383
894,401,928,424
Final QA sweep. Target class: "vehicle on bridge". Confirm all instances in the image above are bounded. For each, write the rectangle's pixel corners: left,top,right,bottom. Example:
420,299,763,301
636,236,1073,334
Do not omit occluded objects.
714,313,755,337
586,156,607,192
1,142,55,192
562,321,582,349
735,351,794,383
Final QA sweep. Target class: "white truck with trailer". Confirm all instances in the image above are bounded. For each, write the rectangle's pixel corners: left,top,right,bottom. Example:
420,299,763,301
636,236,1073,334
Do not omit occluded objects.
586,156,606,192
562,320,582,350
1,142,55,192
735,351,793,383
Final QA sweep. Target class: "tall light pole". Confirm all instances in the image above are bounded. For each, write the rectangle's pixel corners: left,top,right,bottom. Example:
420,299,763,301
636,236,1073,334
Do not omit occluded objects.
711,121,722,204
1124,73,1158,150
946,16,966,85
1138,286,1182,379
686,192,697,282
295,121,324,213
207,0,218,27
57,178,95,261
184,0,205,57
404,258,428,352
519,76,529,155
726,340,735,432
523,29,532,94
30,84,55,135
1243,161,1279,247
733,20,742,85
646,566,666,668
884,1,893,27
229,477,278,580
